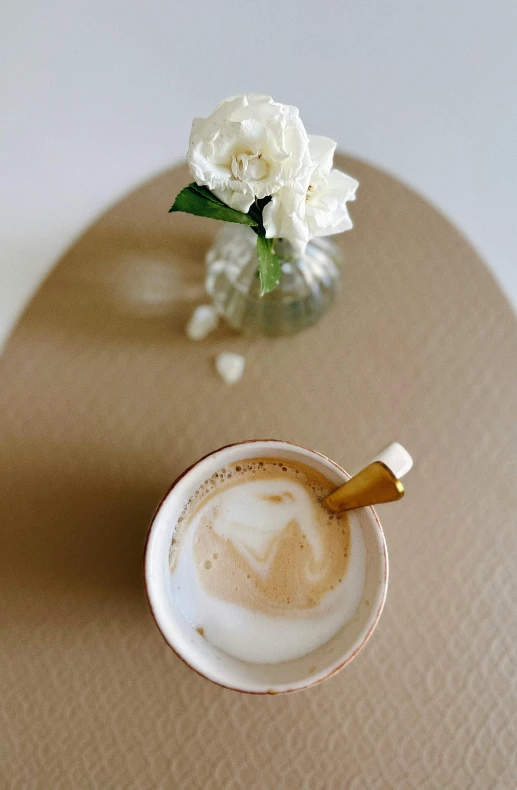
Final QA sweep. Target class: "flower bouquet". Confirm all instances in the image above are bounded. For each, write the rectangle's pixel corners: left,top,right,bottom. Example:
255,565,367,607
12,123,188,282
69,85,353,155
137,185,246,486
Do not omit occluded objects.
170,94,358,296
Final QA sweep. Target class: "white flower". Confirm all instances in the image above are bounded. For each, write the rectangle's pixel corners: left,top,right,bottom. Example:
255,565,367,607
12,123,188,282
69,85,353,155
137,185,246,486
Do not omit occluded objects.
263,135,359,255
187,94,312,213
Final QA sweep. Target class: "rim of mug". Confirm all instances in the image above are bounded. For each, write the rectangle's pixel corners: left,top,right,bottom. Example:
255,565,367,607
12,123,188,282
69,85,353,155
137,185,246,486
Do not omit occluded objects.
144,439,388,694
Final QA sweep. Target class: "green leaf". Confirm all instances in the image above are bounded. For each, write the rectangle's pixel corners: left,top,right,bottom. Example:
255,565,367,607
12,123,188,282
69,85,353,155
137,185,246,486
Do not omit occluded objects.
188,183,227,205
169,186,257,226
256,236,281,295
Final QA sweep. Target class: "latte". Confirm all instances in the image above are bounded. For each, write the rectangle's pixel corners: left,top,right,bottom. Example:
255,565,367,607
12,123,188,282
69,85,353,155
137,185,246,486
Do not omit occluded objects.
169,457,365,663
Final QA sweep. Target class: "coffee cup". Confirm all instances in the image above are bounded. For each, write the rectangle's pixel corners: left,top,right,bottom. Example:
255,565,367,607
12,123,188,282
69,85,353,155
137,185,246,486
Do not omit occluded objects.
144,440,389,694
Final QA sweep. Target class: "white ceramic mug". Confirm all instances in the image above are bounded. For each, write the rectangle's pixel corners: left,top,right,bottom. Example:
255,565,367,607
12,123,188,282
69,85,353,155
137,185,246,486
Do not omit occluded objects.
144,440,389,694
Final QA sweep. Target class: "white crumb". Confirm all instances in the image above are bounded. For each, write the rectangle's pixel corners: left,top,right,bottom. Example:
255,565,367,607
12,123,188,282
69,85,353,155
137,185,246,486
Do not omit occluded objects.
215,352,245,384
186,304,219,341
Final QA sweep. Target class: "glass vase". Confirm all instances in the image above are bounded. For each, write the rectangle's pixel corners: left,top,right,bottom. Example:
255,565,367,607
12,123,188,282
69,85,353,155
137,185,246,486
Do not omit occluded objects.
205,225,342,336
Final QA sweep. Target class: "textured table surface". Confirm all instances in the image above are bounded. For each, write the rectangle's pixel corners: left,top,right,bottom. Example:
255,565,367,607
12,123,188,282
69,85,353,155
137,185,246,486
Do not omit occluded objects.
2,157,517,789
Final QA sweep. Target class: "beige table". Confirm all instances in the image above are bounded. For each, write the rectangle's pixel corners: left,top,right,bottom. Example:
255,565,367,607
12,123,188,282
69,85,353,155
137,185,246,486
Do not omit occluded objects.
2,157,517,789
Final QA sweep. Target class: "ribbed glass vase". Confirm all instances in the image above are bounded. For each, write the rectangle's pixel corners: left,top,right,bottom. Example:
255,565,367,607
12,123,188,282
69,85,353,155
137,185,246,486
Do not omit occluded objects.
205,225,342,336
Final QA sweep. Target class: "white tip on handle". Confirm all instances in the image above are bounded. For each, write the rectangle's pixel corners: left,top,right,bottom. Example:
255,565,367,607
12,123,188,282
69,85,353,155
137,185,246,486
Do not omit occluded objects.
371,442,413,479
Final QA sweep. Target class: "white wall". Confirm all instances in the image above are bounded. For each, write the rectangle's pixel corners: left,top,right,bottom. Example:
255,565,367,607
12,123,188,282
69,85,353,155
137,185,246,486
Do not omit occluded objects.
2,0,516,345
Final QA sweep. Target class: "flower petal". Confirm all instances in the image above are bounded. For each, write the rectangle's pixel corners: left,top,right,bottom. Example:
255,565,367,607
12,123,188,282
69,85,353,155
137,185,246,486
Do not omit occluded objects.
326,168,359,201
308,135,337,175
263,187,310,246
212,185,255,213
305,168,358,238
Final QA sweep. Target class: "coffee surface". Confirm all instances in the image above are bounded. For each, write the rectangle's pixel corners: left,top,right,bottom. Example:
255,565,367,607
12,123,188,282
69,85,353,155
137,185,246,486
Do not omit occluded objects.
173,458,350,613
169,457,365,663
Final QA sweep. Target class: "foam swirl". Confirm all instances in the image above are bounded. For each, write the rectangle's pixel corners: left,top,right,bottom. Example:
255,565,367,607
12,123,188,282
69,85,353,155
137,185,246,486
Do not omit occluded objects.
169,458,365,663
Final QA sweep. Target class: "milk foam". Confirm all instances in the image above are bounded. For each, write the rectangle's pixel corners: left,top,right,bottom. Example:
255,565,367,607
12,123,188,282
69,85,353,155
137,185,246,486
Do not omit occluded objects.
170,460,366,664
